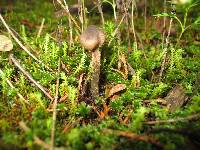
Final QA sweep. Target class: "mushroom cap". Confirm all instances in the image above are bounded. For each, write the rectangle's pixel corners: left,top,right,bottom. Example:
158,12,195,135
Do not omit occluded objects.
0,35,13,52
80,25,105,51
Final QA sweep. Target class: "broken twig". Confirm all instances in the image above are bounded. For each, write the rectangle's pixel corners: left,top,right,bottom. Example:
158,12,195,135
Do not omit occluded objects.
145,112,200,125
9,54,54,101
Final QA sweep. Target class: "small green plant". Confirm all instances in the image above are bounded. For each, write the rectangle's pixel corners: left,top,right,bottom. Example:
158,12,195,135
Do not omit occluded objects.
1,1,200,150
154,2,200,46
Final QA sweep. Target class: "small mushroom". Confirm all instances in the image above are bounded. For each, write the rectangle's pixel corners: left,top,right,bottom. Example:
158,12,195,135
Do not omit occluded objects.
0,35,13,52
80,25,105,98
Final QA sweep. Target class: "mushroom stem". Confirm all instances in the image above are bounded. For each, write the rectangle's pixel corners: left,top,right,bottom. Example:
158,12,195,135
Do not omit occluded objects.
91,49,101,98
79,25,105,99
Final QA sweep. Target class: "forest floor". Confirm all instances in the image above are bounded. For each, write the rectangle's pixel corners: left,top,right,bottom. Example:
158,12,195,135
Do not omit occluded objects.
0,0,200,150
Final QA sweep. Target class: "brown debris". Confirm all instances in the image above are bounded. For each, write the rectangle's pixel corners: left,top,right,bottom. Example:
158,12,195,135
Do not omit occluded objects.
165,84,188,112
103,129,163,148
108,84,126,98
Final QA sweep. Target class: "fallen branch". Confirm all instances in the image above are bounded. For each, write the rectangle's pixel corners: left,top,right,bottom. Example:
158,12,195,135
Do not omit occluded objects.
145,112,200,125
0,14,40,63
103,129,163,148
0,14,53,72
9,54,54,101
50,57,61,150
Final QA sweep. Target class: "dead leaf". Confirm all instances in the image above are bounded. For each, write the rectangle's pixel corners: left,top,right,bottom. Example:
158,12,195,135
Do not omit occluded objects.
118,53,129,79
59,93,68,102
21,19,34,29
108,84,126,98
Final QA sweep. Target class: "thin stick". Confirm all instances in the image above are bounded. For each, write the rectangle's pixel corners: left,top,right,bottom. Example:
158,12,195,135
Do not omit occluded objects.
108,14,126,46
37,18,45,38
9,54,54,101
103,129,162,148
145,112,200,125
82,0,87,28
19,121,51,150
162,0,167,49
144,0,147,32
78,0,84,31
50,58,61,150
63,0,73,48
51,22,62,149
158,18,173,82
97,0,105,25
56,0,81,32
0,68,28,104
0,14,40,63
9,27,54,72
131,1,137,51
123,0,131,53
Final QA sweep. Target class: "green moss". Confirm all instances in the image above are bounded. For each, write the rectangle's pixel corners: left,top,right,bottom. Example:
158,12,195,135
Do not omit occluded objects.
0,0,200,149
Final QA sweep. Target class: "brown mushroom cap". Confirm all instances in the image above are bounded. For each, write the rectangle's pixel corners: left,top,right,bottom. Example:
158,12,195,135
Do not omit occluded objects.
80,25,105,51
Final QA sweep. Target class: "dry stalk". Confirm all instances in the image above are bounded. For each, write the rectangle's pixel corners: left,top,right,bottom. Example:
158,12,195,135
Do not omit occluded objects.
0,14,39,63
97,0,105,25
144,0,147,32
9,54,54,101
78,0,84,31
123,0,131,53
50,23,63,149
81,0,87,28
108,14,126,46
0,14,53,72
145,112,200,125
62,0,73,47
0,68,28,104
115,0,122,42
50,58,61,150
131,1,137,51
162,0,167,49
103,128,163,148
37,18,45,38
56,0,81,33
158,18,173,82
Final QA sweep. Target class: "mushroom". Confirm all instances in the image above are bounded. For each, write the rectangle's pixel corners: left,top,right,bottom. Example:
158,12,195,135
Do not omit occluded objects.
0,35,13,52
80,25,105,98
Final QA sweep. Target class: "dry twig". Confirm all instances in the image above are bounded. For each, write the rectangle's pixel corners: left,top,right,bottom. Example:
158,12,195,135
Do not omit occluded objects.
0,14,40,63
56,0,81,32
103,129,163,148
159,18,173,82
50,58,61,150
97,0,105,25
9,54,54,101
145,112,200,125
0,14,53,72
37,18,45,38
0,68,28,104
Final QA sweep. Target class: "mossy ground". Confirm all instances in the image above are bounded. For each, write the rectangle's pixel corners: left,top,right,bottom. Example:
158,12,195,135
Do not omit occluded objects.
0,0,200,150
